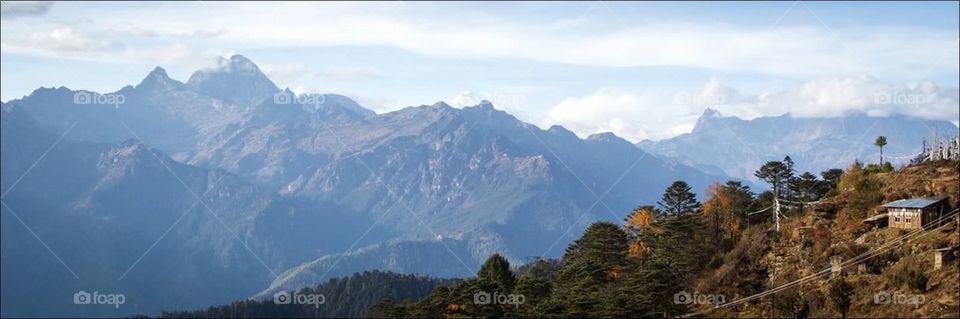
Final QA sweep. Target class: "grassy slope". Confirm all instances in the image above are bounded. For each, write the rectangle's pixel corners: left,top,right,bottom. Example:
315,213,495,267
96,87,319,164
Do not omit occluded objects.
692,160,959,318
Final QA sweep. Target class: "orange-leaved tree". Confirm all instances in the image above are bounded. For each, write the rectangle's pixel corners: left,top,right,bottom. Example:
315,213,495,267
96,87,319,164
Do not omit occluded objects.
623,205,660,257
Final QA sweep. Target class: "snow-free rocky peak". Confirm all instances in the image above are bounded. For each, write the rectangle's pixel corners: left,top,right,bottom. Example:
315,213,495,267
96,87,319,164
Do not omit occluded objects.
692,107,724,133
186,54,279,106
136,66,184,91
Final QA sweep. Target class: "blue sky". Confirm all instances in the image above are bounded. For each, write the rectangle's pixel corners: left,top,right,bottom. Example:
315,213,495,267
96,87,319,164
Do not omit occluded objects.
2,1,958,141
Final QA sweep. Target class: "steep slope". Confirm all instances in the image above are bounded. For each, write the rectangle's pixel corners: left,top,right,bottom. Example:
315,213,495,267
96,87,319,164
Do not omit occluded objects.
693,160,959,318
241,101,722,299
0,108,382,317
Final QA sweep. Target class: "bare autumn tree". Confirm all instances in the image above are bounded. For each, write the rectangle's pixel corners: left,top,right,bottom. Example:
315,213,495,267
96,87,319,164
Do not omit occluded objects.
701,183,727,248
701,181,754,249
624,205,660,257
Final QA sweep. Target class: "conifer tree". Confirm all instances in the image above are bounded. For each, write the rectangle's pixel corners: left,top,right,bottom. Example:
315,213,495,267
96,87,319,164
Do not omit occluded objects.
658,181,701,216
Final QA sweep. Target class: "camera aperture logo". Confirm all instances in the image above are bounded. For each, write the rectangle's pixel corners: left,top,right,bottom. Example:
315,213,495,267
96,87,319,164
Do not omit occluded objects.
874,291,924,306
273,91,326,109
673,91,726,106
473,291,525,308
73,290,125,308
873,91,929,108
674,290,725,306
73,92,125,108
273,291,325,308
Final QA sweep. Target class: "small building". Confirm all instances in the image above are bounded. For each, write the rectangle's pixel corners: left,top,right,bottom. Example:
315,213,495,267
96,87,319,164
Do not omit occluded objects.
932,246,959,270
863,212,889,229
882,197,949,230
830,255,843,278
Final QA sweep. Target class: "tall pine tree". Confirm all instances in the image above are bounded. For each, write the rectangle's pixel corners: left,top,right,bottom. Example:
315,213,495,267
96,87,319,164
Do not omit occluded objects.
551,222,630,317
658,181,701,216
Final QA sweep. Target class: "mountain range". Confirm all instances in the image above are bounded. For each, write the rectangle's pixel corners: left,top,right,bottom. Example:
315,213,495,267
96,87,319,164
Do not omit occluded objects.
4,55,955,316
1,55,720,316
637,108,958,181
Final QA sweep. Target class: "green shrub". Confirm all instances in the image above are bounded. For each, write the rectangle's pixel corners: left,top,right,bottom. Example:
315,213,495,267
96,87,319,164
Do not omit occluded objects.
845,176,884,219
864,162,894,174
889,258,928,292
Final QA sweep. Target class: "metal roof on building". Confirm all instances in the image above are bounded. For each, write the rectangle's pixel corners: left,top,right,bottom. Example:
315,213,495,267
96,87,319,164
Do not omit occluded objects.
863,213,888,222
881,197,947,209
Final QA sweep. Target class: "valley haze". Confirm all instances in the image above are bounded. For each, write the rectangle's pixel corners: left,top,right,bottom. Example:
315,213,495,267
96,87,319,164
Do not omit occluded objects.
1,1,958,319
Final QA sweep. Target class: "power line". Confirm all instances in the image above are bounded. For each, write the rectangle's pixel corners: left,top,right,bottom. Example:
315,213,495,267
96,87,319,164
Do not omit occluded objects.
682,207,959,317
778,198,824,205
688,208,958,316
746,206,773,216
685,210,954,317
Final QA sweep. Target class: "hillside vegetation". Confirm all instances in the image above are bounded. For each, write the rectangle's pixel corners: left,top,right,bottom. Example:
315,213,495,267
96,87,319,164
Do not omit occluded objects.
162,160,959,318
370,160,959,318
693,160,959,318
158,271,451,318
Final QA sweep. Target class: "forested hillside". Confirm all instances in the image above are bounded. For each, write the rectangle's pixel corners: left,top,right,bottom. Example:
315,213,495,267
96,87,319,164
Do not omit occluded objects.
369,159,959,318
158,271,451,318
159,159,959,318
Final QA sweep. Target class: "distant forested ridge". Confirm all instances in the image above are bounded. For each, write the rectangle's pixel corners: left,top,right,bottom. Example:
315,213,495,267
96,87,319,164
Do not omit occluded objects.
158,271,451,318
161,160,959,318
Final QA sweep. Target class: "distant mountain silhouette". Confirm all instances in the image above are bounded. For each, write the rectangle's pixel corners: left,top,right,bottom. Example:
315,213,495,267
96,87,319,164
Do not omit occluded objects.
1,55,719,316
637,108,958,181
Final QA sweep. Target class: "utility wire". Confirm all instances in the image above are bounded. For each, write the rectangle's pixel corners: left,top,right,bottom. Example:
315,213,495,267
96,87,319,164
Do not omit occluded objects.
682,207,959,317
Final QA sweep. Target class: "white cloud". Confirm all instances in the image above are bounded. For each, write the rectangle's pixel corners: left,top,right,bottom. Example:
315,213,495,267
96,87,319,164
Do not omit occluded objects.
25,27,112,53
229,17,953,80
0,24,215,70
2,2,958,135
257,64,385,89
1,3,956,80
450,91,485,107
122,43,193,65
261,63,311,87
541,88,673,141
315,67,383,81
544,76,959,142
670,123,695,136
448,90,531,115
721,75,960,121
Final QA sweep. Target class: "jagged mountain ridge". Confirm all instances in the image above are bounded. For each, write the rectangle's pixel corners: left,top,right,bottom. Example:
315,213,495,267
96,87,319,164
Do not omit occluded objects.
637,108,959,182
2,55,722,316
5,54,720,250
0,107,382,317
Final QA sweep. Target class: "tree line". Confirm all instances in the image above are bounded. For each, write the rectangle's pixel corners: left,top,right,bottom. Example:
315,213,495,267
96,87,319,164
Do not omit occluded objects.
370,156,845,317
160,155,882,318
